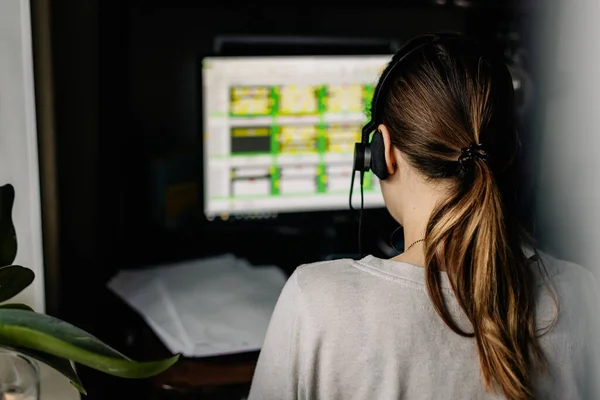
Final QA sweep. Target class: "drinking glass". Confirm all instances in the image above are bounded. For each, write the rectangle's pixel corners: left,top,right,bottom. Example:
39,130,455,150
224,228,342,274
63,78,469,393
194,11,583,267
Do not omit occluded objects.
0,349,39,400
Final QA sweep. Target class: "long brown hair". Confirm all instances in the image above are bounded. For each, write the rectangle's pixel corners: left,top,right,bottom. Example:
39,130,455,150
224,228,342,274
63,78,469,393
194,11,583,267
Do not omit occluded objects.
379,34,552,399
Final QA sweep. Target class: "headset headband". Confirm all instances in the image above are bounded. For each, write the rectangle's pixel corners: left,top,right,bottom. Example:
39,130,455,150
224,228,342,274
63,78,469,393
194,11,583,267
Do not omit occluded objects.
362,33,461,143
351,32,463,257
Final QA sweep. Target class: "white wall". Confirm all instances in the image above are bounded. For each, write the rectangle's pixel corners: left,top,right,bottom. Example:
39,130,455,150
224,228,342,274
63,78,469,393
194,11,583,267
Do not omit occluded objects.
534,0,600,282
0,0,45,312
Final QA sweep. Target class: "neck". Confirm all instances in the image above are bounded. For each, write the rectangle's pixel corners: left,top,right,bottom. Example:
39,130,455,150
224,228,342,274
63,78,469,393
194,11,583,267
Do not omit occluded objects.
402,217,428,250
393,217,428,267
401,193,437,247
393,182,445,266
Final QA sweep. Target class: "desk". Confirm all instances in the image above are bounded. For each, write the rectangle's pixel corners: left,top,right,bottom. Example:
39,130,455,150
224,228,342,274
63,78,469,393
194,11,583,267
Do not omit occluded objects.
152,351,258,398
37,351,258,400
97,287,262,399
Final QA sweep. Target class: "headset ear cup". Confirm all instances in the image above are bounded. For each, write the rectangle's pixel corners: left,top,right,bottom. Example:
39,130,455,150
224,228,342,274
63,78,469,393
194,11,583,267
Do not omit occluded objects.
370,130,389,180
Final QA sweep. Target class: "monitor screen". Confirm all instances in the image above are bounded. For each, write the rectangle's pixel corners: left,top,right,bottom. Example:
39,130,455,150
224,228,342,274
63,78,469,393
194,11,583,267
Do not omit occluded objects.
202,55,391,220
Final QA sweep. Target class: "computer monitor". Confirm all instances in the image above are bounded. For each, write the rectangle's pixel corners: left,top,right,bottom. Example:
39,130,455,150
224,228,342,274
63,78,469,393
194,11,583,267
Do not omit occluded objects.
202,55,391,220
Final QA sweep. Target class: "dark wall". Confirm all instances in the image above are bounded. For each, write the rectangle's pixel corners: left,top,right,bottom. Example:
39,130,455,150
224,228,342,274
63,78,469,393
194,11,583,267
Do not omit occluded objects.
51,0,529,308
126,5,466,150
50,0,100,318
45,2,534,398
117,4,519,265
50,0,529,330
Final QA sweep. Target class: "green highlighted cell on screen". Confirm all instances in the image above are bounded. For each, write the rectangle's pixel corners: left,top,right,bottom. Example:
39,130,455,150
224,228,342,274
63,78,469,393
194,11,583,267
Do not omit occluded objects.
316,125,327,155
270,126,280,155
317,163,327,193
270,166,280,195
364,171,374,191
270,86,280,115
363,84,375,119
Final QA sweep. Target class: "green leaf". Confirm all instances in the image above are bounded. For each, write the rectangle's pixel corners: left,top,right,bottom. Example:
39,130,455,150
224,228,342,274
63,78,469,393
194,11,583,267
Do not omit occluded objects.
0,265,35,302
0,309,179,379
0,184,17,267
0,303,34,312
1,345,86,395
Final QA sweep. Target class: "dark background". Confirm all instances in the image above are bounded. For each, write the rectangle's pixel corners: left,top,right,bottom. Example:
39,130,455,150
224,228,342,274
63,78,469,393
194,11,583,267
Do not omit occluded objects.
38,1,539,398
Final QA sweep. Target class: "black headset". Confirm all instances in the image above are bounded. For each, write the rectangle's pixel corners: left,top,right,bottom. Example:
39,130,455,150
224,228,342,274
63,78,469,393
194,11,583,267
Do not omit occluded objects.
349,33,461,256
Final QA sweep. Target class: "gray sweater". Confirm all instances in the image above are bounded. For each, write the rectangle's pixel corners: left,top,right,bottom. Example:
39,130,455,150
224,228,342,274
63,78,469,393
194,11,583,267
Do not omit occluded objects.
248,251,600,399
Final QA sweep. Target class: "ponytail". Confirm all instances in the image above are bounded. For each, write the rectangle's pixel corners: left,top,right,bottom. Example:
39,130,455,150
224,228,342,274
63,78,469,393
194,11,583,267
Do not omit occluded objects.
424,160,543,400
378,34,555,399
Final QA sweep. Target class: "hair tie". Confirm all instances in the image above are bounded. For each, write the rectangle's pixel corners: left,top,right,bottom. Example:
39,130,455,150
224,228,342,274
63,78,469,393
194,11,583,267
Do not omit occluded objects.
458,143,488,170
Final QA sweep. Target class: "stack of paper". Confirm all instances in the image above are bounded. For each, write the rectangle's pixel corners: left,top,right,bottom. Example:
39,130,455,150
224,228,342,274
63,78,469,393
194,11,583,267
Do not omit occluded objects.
107,254,288,358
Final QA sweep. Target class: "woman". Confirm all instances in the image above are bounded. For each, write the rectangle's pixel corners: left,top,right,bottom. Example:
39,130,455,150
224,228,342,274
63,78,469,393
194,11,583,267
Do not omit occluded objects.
248,33,600,400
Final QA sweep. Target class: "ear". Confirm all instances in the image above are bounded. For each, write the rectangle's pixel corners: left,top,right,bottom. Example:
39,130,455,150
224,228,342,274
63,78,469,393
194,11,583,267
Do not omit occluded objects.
378,124,397,175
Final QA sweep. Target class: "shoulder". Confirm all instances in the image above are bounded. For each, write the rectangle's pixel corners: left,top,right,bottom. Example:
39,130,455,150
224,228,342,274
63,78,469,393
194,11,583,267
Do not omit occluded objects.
282,258,371,312
532,251,600,397
294,258,359,285
291,258,377,296
534,250,600,336
535,250,598,295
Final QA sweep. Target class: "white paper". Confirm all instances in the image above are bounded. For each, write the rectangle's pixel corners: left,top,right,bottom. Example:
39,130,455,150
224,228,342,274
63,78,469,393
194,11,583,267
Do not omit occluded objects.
107,268,190,354
107,254,287,358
